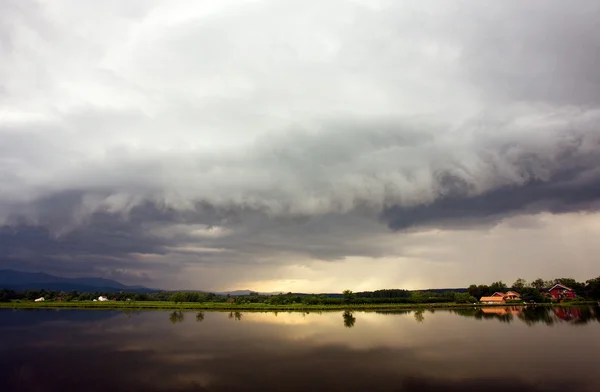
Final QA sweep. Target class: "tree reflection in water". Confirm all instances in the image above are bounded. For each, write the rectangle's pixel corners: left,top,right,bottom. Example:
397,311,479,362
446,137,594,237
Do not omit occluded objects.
342,310,356,328
166,306,599,327
413,310,425,323
229,311,243,321
169,311,184,324
453,305,600,326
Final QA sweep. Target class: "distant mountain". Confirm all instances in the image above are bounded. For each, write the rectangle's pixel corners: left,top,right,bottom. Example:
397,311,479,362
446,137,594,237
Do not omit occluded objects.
179,289,281,296
420,288,468,293
0,270,469,295
0,270,156,293
215,290,267,296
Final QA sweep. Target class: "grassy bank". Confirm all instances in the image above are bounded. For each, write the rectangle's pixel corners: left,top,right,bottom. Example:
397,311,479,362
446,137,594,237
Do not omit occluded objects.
0,300,596,311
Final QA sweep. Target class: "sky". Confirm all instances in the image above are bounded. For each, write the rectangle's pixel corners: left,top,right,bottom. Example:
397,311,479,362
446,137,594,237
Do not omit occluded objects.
1,0,600,292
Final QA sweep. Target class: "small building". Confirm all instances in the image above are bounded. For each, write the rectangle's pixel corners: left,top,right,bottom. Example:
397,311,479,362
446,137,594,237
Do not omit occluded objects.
504,291,521,301
98,296,109,302
34,297,45,302
480,291,520,304
480,296,505,304
547,284,576,300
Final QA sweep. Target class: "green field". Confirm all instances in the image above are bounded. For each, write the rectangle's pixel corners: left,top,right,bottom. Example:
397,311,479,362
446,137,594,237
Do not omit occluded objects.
1,300,594,311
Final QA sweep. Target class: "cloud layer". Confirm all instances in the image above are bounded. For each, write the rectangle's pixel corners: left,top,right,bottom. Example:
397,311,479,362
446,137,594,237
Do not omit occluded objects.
1,0,600,290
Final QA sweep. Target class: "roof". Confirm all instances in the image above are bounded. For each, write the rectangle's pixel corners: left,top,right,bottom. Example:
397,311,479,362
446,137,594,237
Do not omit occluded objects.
505,291,520,296
549,284,573,291
491,292,505,297
480,296,505,302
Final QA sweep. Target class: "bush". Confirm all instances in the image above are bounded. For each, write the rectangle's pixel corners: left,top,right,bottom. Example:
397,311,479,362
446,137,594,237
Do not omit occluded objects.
454,292,477,304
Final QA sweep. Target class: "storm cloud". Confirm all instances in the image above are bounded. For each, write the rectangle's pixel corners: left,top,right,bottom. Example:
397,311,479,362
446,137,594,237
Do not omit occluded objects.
1,0,600,290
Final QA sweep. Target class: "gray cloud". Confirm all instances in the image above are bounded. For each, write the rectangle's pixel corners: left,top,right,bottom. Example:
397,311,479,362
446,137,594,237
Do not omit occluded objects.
382,129,600,230
453,0,600,106
1,0,600,289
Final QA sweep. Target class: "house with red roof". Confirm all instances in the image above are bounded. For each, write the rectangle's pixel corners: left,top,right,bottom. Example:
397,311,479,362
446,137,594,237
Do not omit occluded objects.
480,291,521,304
547,284,576,300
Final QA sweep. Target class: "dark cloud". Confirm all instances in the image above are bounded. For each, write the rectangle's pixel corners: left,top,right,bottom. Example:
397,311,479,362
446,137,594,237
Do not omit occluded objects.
0,193,243,282
2,0,600,289
382,152,600,230
382,175,600,231
2,115,600,287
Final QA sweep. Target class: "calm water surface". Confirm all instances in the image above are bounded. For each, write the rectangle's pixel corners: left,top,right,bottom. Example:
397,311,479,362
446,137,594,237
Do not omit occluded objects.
1,306,599,392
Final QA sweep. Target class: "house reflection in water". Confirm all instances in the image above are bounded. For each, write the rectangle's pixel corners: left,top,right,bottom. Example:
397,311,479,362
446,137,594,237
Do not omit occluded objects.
480,306,523,316
553,307,584,322
453,305,600,326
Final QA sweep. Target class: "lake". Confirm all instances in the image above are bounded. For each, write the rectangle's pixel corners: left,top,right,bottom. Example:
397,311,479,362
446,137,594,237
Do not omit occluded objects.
1,306,599,391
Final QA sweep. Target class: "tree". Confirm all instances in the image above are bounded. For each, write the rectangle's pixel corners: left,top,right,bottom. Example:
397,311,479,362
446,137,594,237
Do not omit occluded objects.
531,278,546,290
586,277,600,299
468,284,490,298
454,292,477,304
196,312,205,322
520,287,545,303
468,285,484,298
342,290,355,304
512,278,527,291
170,292,185,303
0,289,17,303
489,281,508,293
467,284,479,297
410,291,425,303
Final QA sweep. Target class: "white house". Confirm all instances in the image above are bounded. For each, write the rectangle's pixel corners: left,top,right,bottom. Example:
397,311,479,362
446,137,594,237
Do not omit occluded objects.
98,296,109,302
34,297,45,302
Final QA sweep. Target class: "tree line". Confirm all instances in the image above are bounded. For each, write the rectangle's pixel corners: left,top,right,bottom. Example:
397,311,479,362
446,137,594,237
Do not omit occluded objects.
467,277,600,303
2,275,599,304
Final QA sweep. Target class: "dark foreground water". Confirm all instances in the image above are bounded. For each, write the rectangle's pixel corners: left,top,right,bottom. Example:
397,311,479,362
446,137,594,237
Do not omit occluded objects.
1,306,599,392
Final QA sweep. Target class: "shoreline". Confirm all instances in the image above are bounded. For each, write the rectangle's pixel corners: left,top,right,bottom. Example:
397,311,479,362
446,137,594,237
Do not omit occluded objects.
0,301,596,311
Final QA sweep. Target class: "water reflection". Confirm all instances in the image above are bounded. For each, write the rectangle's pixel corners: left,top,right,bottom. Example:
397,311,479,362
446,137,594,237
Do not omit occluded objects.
169,310,185,324
1,307,599,392
228,311,243,321
413,310,425,323
342,310,356,328
176,306,600,327
451,305,600,325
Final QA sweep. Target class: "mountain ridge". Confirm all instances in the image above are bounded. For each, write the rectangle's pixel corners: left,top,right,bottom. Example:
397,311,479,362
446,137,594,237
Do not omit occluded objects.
0,270,276,295
0,270,468,295
0,269,156,293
